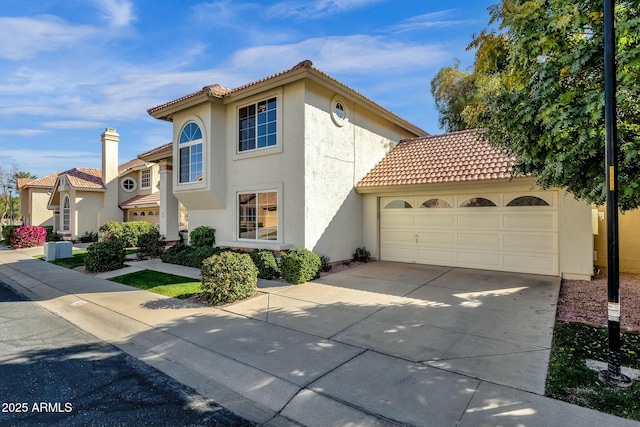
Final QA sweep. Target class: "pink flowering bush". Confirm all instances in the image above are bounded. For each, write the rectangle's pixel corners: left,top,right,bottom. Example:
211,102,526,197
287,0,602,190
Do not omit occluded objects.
11,225,47,249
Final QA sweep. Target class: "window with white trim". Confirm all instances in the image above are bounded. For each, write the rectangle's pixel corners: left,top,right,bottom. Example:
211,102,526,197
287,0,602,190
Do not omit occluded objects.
140,169,151,189
238,191,278,240
62,195,70,231
238,97,277,152
179,122,203,183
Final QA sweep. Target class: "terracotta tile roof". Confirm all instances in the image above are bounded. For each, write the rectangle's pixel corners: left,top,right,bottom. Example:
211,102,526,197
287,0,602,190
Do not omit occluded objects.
147,60,426,136
118,158,146,174
64,168,105,189
137,142,172,161
119,193,160,209
17,171,62,189
357,129,516,188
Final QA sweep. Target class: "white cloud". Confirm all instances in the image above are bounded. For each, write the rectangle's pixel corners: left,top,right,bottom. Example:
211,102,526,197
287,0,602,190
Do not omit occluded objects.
267,0,386,20
228,35,450,76
0,129,47,137
42,121,105,130
388,10,473,33
0,15,95,60
0,149,101,178
94,0,136,27
190,1,255,26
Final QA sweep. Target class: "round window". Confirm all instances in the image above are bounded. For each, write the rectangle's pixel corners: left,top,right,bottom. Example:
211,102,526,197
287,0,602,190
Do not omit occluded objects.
121,177,137,192
330,95,348,126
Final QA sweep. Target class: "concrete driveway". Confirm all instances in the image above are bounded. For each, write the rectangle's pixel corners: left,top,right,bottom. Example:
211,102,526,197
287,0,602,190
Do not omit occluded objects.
226,262,560,395
7,249,637,426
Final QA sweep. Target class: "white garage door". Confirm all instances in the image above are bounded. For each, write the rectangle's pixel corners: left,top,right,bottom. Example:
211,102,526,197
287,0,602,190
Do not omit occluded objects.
380,192,559,276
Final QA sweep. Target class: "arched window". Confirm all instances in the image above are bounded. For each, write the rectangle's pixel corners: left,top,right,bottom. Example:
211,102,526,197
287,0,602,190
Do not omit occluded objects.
459,198,497,207
506,196,550,207
420,199,452,208
179,122,203,183
384,200,413,209
62,195,70,231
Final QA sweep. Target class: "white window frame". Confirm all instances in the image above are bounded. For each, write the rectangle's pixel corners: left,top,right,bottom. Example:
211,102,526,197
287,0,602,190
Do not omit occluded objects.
140,169,151,190
121,177,137,192
234,89,283,160
178,121,204,185
237,189,279,242
62,195,70,232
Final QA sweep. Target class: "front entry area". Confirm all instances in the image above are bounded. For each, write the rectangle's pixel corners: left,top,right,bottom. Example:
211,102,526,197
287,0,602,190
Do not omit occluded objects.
379,192,559,276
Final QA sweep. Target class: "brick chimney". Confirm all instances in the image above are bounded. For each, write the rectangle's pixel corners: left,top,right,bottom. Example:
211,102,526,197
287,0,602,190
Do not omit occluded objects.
101,127,119,185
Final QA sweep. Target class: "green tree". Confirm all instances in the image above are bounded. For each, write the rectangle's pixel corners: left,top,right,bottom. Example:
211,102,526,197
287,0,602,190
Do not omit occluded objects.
430,60,476,132
431,30,509,131
0,164,19,226
472,0,640,211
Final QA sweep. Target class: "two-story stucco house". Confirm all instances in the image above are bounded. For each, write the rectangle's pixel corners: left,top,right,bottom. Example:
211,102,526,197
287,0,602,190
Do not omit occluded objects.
45,128,161,240
147,60,425,261
147,60,594,279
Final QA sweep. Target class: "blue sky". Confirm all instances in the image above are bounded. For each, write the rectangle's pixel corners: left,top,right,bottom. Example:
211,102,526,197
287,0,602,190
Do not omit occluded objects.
1,0,496,178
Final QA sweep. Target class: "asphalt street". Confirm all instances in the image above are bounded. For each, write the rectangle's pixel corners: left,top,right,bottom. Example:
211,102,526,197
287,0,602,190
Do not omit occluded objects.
0,282,255,427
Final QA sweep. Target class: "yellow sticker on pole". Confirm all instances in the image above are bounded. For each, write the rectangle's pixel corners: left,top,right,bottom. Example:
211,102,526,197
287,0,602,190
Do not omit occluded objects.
610,166,615,191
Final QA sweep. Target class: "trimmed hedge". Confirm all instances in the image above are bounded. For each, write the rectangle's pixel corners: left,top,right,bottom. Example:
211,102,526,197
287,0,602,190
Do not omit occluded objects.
99,221,158,248
190,226,216,247
200,251,257,304
2,225,17,244
160,244,221,268
136,228,166,260
10,225,47,249
84,240,125,273
250,249,279,280
280,248,321,284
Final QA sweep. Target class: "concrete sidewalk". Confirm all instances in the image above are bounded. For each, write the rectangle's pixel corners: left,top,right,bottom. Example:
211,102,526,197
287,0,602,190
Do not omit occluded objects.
0,247,638,426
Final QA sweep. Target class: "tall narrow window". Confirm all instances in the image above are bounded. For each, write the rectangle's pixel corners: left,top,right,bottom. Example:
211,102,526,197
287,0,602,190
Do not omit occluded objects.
239,97,277,152
62,195,70,231
238,191,278,240
179,122,203,183
141,169,151,189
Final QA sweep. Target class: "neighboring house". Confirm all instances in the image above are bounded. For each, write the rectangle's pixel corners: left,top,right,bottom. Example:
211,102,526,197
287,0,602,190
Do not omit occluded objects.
18,171,62,227
147,59,425,260
594,207,640,273
147,59,593,279
46,128,160,240
356,129,593,280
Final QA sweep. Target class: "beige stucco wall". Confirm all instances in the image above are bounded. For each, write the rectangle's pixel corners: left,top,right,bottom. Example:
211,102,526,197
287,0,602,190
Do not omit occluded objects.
303,80,415,261
166,76,420,260
75,191,105,237
594,205,640,273
361,180,593,279
558,190,593,279
21,188,54,227
173,83,304,246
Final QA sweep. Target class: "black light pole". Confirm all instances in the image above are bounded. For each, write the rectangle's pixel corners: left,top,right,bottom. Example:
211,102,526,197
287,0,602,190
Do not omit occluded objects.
599,0,632,387
7,185,13,226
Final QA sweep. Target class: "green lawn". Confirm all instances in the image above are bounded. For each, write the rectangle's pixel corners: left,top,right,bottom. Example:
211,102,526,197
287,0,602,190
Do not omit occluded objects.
546,321,640,420
108,269,201,299
43,250,88,268
37,248,137,269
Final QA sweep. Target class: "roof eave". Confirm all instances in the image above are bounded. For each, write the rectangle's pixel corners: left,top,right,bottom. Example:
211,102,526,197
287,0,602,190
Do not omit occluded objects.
148,92,215,122
355,176,533,194
138,150,172,163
